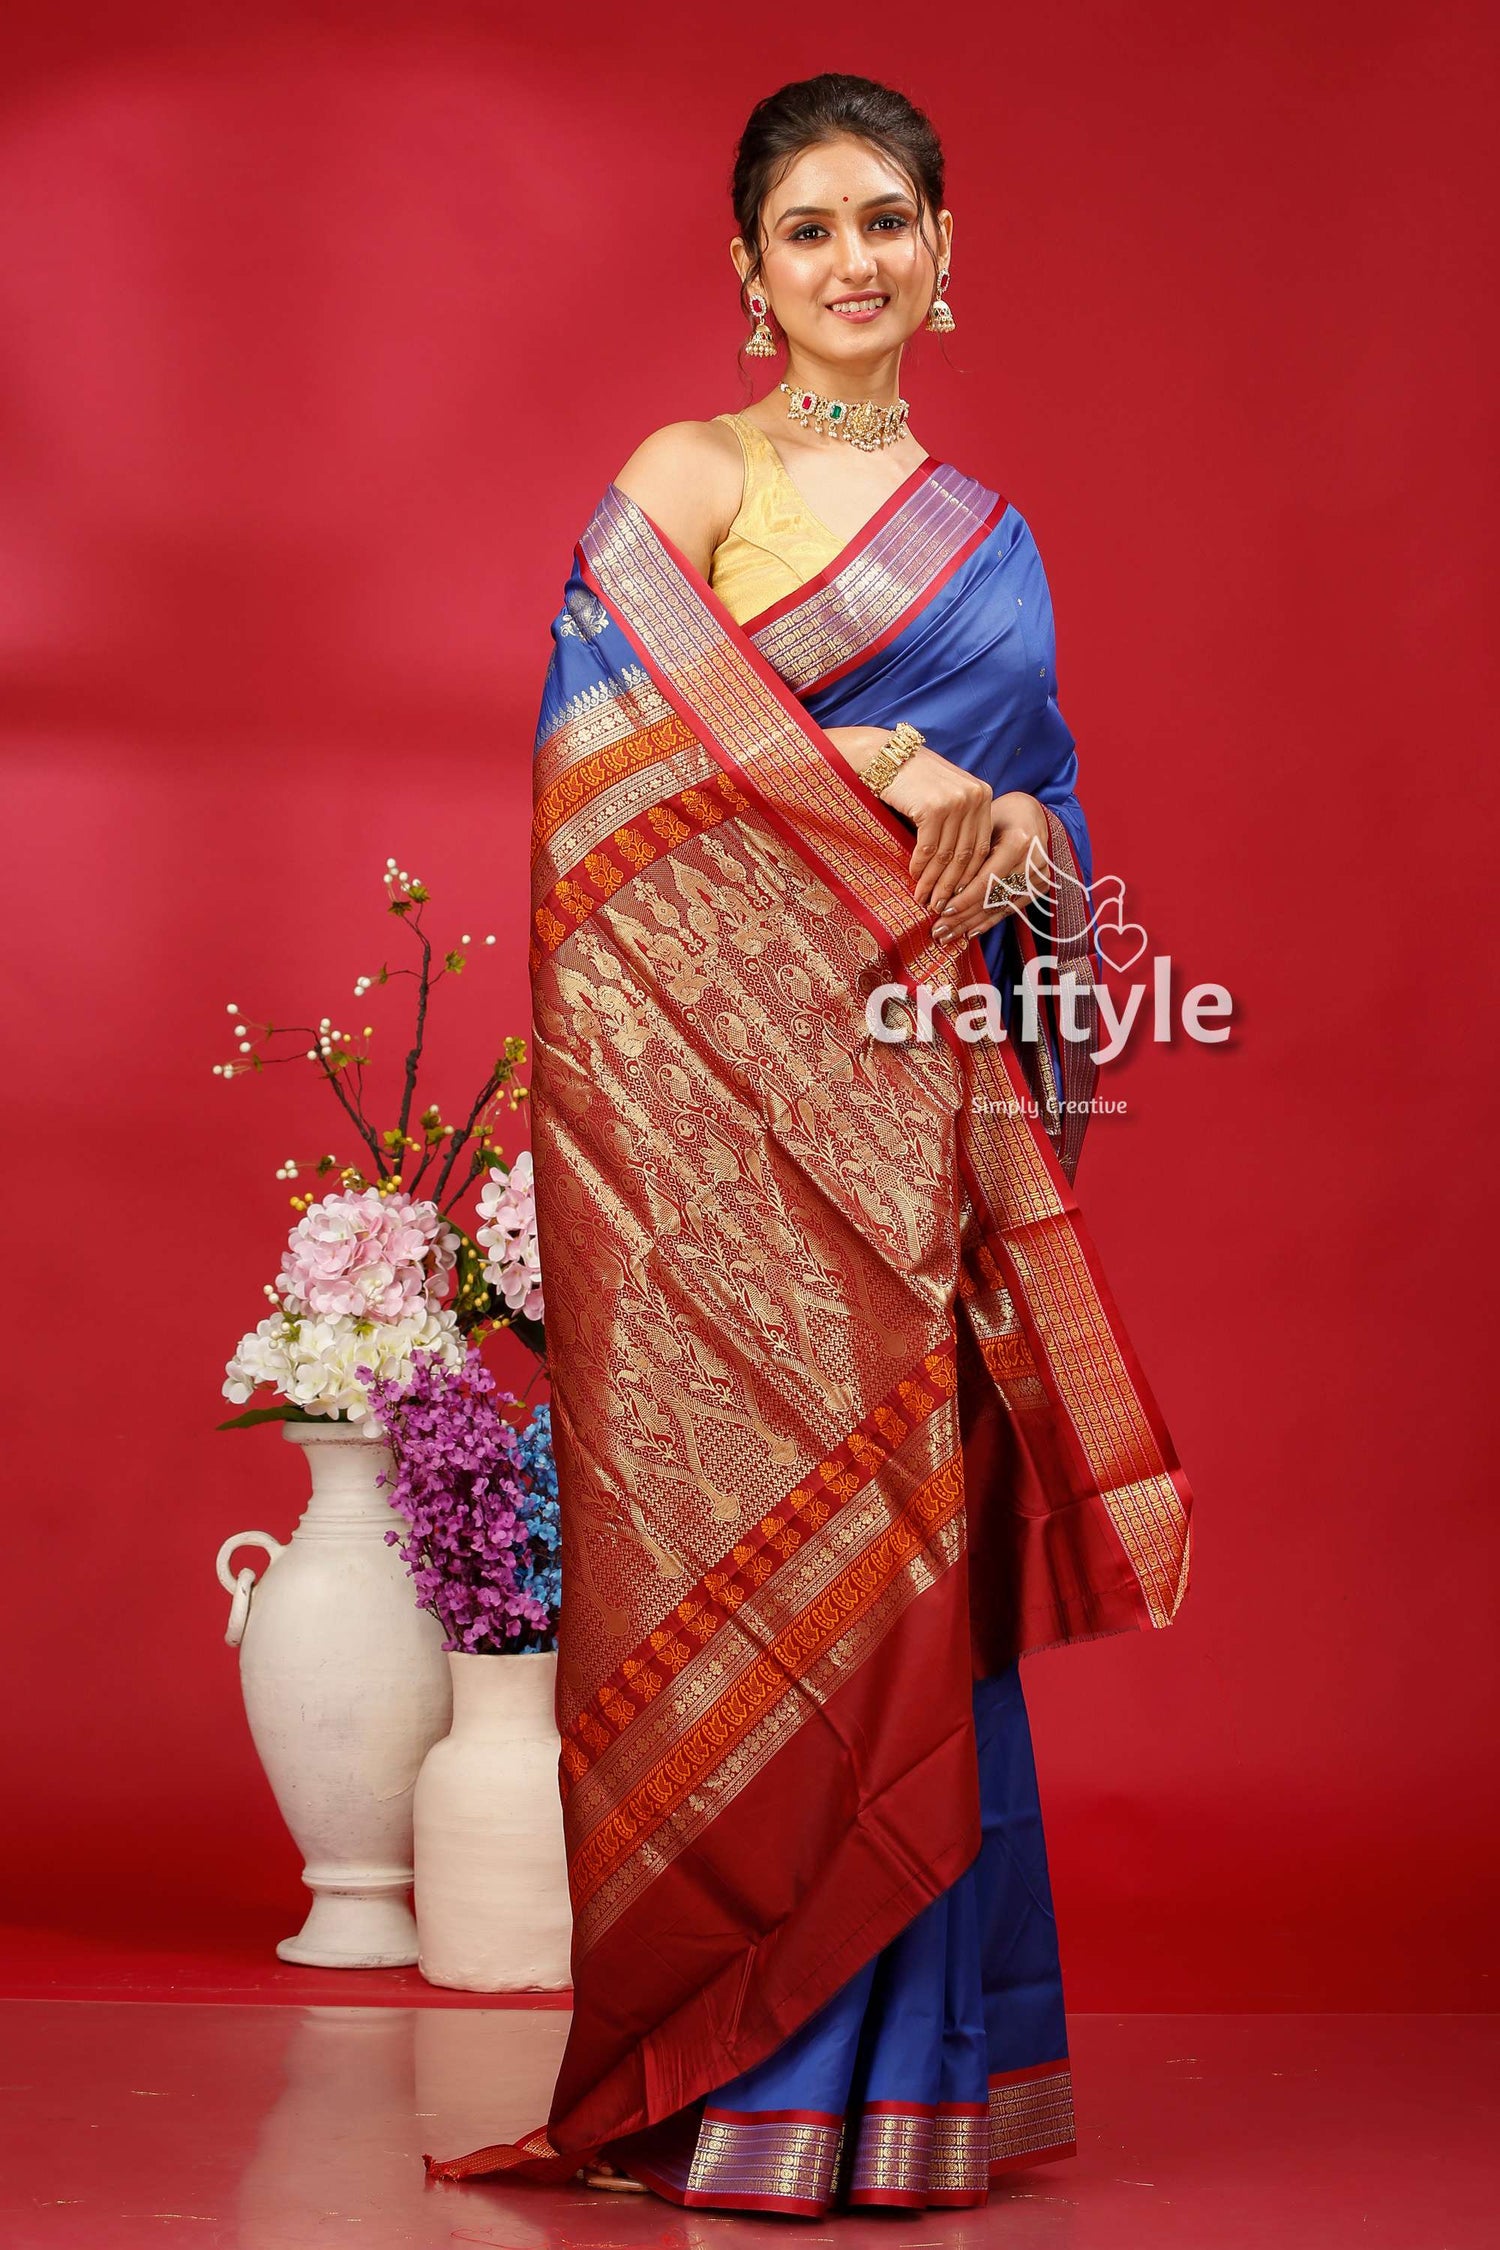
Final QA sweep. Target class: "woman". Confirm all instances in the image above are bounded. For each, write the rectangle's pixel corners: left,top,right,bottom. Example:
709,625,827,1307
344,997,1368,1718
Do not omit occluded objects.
426,72,1192,2217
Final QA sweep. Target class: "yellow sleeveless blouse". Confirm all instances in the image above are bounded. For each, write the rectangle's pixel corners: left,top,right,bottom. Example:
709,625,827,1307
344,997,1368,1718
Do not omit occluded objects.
708,412,845,625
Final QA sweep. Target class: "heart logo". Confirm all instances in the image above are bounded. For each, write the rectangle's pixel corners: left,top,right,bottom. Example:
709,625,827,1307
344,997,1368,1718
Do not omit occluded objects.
1088,874,1149,972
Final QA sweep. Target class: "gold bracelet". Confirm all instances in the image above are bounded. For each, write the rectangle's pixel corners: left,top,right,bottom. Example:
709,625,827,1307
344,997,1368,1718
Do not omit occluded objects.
859,720,926,799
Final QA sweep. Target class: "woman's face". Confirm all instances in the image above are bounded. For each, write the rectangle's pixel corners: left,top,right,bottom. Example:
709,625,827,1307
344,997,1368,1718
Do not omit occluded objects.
732,132,952,367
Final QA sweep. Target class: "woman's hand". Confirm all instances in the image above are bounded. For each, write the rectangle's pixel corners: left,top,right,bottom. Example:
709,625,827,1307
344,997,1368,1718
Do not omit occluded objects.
931,794,1053,943
823,726,994,913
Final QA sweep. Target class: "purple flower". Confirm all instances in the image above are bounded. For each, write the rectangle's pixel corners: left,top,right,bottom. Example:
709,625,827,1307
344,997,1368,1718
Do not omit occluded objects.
362,1344,560,1655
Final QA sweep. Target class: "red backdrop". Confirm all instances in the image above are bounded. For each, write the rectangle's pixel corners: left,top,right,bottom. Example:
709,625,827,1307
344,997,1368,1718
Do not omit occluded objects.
2,1,1494,2008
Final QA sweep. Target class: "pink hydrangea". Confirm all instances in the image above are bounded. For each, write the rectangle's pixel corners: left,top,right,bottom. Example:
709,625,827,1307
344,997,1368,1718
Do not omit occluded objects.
476,1154,544,1323
277,1188,457,1324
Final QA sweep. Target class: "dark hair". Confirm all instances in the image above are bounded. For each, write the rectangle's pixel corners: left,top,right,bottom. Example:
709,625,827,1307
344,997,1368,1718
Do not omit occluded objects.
730,74,946,321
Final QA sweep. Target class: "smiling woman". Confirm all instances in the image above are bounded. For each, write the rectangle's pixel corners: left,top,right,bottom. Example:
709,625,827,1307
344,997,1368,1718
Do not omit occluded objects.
424,70,1192,2219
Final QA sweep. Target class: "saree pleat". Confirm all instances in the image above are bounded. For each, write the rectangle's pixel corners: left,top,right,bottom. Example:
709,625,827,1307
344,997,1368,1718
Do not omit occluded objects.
424,459,1191,2203
602,1667,1073,2214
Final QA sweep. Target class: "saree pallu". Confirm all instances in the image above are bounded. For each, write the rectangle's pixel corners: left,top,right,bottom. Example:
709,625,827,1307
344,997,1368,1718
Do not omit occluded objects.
426,456,1192,2207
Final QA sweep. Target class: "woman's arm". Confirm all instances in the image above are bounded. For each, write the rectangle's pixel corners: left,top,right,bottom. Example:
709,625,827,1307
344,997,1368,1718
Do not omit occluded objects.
826,726,996,916
612,422,743,579
930,792,1052,942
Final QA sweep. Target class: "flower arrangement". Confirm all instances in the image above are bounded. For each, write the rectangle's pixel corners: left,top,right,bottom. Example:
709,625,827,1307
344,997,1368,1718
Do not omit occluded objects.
366,1346,561,1654
217,860,546,1428
476,1153,543,1325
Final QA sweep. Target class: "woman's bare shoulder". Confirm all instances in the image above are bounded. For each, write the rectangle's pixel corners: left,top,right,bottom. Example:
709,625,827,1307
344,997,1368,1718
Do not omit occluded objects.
614,416,740,488
611,418,743,569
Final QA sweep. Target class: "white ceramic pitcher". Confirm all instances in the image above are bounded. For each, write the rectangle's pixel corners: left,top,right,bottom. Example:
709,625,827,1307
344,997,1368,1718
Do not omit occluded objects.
215,1420,452,1966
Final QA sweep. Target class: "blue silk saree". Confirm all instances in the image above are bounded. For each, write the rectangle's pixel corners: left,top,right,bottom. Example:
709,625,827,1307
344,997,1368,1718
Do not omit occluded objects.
425,451,1192,2214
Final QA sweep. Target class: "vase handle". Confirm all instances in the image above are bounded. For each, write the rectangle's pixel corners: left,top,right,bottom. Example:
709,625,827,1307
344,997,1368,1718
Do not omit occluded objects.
215,1531,287,1648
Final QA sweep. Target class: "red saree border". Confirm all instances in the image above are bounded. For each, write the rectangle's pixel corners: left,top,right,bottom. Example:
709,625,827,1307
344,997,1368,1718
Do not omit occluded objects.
576,486,1105,1263
772,486,1010,699
1021,1197,1195,1519
627,2122,840,2216
577,488,1051,1004
531,763,750,965
742,464,1005,698
567,1448,968,1919
564,1568,984,2140
960,1097,1194,1584
740,451,943,633
427,1566,986,2176
578,492,923,872
1004,807,1100,1185
845,2100,990,2208
591,2066,1073,2212
424,2052,1077,2204
988,2058,1078,2173
532,707,697,848
574,485,1190,1644
971,1203,1190,1629
425,2076,1076,2210
560,1338,957,1795
424,2123,567,2185
574,500,975,1016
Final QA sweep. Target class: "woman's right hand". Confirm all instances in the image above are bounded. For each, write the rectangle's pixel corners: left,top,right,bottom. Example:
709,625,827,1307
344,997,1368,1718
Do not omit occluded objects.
824,726,994,913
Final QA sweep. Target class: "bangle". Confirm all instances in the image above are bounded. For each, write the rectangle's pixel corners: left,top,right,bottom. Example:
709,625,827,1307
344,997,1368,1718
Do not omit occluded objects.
859,720,926,799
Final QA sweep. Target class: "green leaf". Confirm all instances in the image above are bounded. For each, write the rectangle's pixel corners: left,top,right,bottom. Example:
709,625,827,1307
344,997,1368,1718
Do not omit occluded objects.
216,1403,323,1431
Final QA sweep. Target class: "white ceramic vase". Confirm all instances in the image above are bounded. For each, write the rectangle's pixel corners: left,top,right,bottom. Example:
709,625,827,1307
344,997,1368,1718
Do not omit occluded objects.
413,1649,573,1991
215,1420,453,1967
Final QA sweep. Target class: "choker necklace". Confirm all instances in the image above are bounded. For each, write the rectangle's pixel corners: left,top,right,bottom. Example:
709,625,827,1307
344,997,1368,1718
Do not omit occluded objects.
779,381,910,452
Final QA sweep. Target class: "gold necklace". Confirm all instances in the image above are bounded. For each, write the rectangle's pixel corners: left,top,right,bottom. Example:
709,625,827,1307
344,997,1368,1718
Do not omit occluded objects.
778,380,910,452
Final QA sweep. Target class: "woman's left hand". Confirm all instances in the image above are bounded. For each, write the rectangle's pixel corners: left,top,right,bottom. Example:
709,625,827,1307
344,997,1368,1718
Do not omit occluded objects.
931,793,1052,943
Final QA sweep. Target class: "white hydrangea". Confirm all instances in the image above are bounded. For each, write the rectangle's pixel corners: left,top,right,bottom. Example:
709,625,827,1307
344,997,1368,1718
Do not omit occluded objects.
224,1303,465,1423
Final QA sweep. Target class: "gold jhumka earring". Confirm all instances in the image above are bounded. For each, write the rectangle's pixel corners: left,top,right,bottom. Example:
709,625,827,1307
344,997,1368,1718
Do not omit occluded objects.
926,268,956,333
744,288,778,358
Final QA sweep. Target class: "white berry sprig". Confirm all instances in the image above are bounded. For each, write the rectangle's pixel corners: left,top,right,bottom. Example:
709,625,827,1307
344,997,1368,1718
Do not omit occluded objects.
211,859,524,1217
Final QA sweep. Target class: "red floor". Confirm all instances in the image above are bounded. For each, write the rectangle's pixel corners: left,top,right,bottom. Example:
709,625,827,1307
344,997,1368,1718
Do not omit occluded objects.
0,1999,1493,2249
0,1919,569,2010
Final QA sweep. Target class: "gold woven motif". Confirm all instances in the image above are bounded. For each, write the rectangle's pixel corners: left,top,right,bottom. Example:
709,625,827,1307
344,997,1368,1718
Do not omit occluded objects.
527,487,1190,1972
689,2111,843,2204
988,2065,1077,2166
